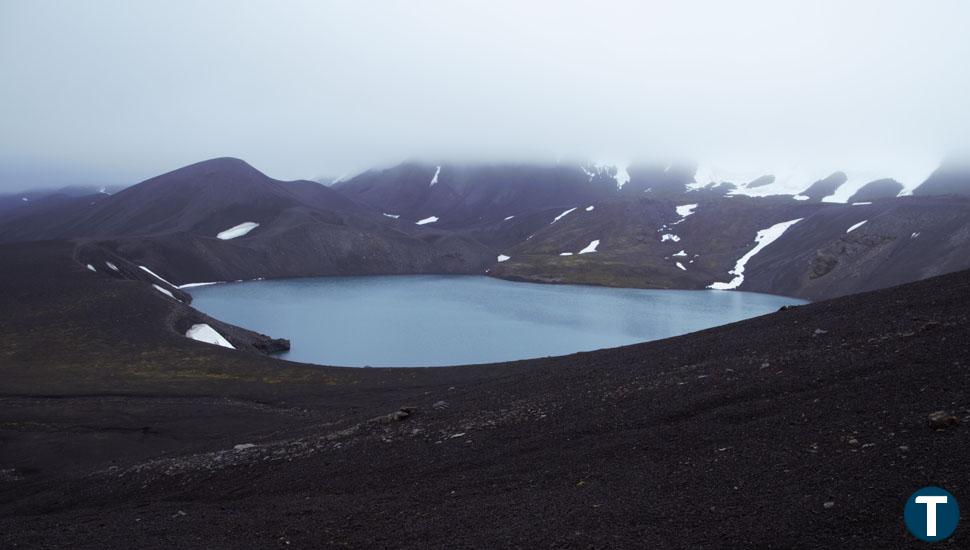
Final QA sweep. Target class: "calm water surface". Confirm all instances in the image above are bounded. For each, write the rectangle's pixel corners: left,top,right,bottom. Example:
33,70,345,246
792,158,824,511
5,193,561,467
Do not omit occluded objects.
189,275,805,367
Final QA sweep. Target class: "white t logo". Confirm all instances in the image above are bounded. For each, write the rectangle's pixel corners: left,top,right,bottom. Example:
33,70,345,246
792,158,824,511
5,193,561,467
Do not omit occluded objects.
915,495,948,536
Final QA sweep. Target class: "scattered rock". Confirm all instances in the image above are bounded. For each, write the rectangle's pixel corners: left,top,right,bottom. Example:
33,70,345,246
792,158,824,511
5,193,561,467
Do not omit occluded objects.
823,501,835,509
371,407,417,424
928,410,959,430
432,400,449,410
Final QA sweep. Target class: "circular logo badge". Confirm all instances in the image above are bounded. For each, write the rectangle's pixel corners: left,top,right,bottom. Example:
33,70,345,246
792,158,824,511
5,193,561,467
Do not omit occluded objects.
904,486,960,542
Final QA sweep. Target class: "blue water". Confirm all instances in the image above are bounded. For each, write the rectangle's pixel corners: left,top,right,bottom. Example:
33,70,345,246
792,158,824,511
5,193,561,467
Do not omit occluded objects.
188,275,805,367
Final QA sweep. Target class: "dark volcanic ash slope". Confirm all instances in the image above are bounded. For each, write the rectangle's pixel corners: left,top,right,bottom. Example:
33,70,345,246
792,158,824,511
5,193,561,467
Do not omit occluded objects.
1,241,968,549
0,158,492,284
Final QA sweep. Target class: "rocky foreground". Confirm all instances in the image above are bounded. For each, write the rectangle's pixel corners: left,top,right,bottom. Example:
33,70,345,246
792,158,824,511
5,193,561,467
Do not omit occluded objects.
0,242,968,548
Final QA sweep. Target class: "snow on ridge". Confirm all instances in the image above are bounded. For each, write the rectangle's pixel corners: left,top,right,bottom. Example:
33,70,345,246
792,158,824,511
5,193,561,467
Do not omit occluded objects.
551,207,577,224
676,262,687,271
578,240,600,254
497,254,511,262
105,261,119,271
822,159,939,202
382,213,400,219
139,265,176,288
846,220,868,233
217,222,260,240
430,166,441,186
614,166,631,190
416,216,439,225
185,323,235,349
708,218,804,290
661,233,681,242
152,284,180,301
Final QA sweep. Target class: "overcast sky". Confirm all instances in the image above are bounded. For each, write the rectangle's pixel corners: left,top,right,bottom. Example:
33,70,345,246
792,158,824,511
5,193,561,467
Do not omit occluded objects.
1,0,969,190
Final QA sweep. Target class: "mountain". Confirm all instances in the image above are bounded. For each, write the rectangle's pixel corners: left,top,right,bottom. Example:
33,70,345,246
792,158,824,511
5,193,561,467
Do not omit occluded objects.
3,156,969,301
0,158,492,286
846,178,903,202
913,158,970,197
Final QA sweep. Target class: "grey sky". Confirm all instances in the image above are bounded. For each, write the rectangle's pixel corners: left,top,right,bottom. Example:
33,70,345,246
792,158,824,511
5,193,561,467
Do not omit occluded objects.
2,0,969,190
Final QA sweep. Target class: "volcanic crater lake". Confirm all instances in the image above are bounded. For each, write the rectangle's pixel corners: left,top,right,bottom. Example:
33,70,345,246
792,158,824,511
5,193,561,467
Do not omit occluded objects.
188,275,806,367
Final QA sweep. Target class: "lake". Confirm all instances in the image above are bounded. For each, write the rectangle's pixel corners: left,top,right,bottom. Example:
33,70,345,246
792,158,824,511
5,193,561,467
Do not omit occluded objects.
188,275,805,367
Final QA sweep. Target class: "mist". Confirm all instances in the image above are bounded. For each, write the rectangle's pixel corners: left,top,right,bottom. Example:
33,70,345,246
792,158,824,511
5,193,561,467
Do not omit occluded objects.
2,0,969,191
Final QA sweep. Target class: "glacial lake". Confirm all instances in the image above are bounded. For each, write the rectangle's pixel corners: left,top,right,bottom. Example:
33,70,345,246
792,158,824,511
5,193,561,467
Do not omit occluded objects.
188,275,805,367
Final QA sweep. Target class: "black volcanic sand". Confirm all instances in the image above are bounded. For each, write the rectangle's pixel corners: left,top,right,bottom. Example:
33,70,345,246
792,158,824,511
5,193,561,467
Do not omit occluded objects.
1,241,969,548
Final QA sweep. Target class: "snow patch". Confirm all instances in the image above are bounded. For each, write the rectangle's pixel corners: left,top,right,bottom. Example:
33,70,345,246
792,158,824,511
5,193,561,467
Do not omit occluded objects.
86,264,96,272
185,323,234,349
382,213,400,219
217,222,260,240
504,215,515,221
578,240,600,254
551,207,577,224
415,216,439,225
430,166,441,186
793,195,810,201
708,218,804,290
21,197,28,202
846,220,868,233
675,204,698,218
105,261,119,271
676,262,687,271
661,234,681,242
851,202,872,206
497,254,511,262
139,265,176,288
152,284,179,301
911,232,920,239
559,252,573,256
672,250,687,257
585,205,594,212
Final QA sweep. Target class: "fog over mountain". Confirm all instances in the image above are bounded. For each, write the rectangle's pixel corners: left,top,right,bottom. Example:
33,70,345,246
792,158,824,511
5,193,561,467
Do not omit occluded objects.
2,0,969,190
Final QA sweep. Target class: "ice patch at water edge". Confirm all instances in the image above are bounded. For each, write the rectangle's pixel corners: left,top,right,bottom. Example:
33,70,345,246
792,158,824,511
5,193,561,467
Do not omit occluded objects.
416,216,439,225
497,254,511,262
139,265,176,288
185,323,235,349
551,207,577,224
578,240,600,254
179,281,224,289
217,222,259,240
846,220,868,233
430,166,441,186
708,218,804,290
